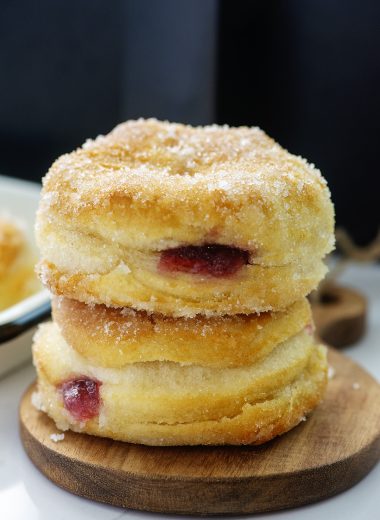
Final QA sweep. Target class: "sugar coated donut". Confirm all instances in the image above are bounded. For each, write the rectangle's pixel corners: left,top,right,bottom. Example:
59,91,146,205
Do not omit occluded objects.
36,119,334,316
32,322,327,446
52,296,312,369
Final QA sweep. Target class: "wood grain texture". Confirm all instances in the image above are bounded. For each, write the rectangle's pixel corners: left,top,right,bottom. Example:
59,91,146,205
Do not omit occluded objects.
312,285,367,348
20,349,380,516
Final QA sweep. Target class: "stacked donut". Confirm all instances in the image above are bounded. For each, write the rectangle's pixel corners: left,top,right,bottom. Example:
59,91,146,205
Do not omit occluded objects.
32,119,334,445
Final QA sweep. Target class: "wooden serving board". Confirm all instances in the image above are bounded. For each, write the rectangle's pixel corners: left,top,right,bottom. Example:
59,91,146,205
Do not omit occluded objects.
312,285,367,348
20,349,380,516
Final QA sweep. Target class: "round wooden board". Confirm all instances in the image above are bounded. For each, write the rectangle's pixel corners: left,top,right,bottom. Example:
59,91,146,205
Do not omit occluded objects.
312,285,367,348
20,348,380,516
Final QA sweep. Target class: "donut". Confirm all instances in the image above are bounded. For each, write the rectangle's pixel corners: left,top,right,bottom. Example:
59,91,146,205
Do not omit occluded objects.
0,216,39,310
52,296,312,368
0,216,23,277
33,321,315,423
32,322,327,446
36,119,334,316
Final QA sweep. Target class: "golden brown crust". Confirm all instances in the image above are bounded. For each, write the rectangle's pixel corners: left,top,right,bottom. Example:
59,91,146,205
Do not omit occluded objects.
36,119,334,315
52,297,312,368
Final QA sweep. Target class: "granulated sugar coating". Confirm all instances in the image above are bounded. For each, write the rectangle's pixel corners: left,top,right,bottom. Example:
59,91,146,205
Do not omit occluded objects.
36,119,334,316
39,118,329,213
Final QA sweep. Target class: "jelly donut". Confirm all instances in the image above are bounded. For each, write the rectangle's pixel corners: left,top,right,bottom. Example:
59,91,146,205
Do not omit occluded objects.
32,322,327,446
52,296,312,369
36,119,334,316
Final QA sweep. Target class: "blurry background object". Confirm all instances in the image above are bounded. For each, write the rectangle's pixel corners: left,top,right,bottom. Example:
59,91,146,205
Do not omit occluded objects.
311,229,380,348
0,215,38,310
0,176,50,378
0,0,379,244
311,282,367,349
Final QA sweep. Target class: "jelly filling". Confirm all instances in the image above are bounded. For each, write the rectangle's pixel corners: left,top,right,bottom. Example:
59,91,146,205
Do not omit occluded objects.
60,377,101,421
305,324,314,336
158,244,250,277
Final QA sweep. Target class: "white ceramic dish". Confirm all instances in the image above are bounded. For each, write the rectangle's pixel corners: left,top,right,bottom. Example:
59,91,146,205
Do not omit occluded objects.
0,175,50,378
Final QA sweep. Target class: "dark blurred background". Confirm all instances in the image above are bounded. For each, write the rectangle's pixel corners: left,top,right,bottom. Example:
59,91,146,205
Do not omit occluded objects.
0,0,379,243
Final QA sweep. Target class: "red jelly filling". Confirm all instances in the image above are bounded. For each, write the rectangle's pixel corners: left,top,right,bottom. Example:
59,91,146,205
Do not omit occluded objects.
60,377,101,421
158,244,250,277
305,323,314,336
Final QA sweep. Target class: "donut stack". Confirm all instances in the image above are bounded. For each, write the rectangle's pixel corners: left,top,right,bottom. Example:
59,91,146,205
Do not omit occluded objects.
32,119,334,445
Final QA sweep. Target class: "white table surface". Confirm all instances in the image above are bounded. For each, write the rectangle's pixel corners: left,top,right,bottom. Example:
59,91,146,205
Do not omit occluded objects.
1,264,379,520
